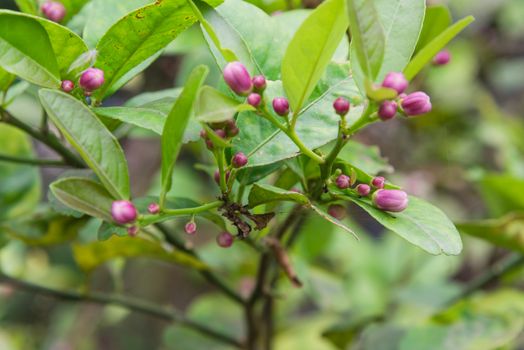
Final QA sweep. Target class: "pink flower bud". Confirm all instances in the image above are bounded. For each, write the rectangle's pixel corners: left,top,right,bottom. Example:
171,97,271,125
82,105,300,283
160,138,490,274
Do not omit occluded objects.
41,1,66,22
225,119,239,137
111,200,138,225
382,72,408,94
79,68,105,92
216,232,234,248
333,97,350,116
372,189,408,212
185,221,197,235
378,100,398,121
232,152,248,168
61,80,74,93
127,226,139,237
272,97,289,116
147,203,160,214
223,61,252,96
401,92,432,116
247,93,261,108
371,176,385,189
336,174,351,189
433,50,451,66
328,204,346,220
252,75,266,91
356,184,371,196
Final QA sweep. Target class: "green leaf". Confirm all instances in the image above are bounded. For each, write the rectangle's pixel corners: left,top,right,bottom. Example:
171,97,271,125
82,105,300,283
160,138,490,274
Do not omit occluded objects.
50,177,115,222
57,0,91,23
347,0,385,80
248,183,310,208
14,0,38,15
94,106,166,134
282,0,349,113
457,212,524,254
97,221,128,241
195,86,254,123
73,236,208,272
82,0,151,48
404,16,474,80
93,0,207,100
0,66,15,92
478,174,524,217
0,11,60,87
345,195,462,255
161,65,209,203
39,90,130,199
331,139,393,176
414,5,452,54
364,80,397,101
310,204,358,239
0,124,41,221
234,63,364,167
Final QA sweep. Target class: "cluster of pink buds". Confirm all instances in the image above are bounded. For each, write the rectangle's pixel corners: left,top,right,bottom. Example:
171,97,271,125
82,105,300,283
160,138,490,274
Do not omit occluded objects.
335,173,408,212
200,119,239,150
377,72,432,121
111,200,141,236
61,68,105,97
41,1,66,22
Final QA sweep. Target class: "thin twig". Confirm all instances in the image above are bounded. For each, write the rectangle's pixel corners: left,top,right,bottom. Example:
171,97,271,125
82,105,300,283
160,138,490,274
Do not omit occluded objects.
0,154,70,167
0,273,242,348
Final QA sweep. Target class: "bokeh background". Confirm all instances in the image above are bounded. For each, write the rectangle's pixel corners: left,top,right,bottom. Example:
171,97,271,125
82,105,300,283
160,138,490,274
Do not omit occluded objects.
0,0,523,349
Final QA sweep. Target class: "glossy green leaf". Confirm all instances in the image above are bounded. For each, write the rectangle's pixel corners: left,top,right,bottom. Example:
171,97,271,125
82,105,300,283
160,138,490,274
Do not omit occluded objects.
161,65,209,202
0,11,60,87
195,86,254,123
414,5,452,54
58,0,91,23
73,236,208,272
0,124,41,221
248,183,310,208
0,66,15,92
458,212,524,254
478,174,524,217
310,204,358,239
234,63,364,167
40,89,130,199
14,0,38,15
345,195,462,255
95,106,166,134
333,140,393,176
50,177,115,222
347,0,385,80
93,0,214,100
83,0,151,48
404,16,474,80
282,0,349,113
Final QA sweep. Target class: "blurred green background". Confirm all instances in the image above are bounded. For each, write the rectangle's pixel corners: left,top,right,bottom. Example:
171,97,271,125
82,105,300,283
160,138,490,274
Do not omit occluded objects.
0,0,524,349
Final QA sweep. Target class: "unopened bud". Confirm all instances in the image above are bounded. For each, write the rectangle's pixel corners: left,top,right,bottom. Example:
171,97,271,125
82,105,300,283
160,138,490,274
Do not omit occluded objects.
371,176,385,189
111,200,138,225
401,92,432,116
247,93,261,108
79,68,105,91
223,61,253,96
433,50,451,66
232,152,248,168
147,203,160,214
378,101,398,121
382,72,408,94
252,75,267,91
356,184,371,196
372,189,408,212
185,221,197,235
333,97,350,116
328,204,346,220
216,232,234,248
272,97,289,116
61,80,74,93
336,174,351,189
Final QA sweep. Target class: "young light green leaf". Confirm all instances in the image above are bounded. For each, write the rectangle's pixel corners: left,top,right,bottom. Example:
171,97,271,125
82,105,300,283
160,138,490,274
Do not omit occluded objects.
95,107,166,134
404,16,474,80
414,5,452,54
345,195,462,255
347,0,385,80
0,11,60,87
161,65,209,206
50,177,115,222
73,236,208,272
248,184,310,208
39,89,130,199
195,86,254,123
282,0,349,113
0,66,15,92
365,79,397,101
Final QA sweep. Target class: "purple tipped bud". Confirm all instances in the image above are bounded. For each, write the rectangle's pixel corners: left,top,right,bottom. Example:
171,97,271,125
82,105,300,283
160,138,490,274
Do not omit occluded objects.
401,91,432,116
61,80,74,93
433,50,451,66
214,129,227,139
378,100,398,121
217,232,234,248
247,93,261,108
333,97,350,116
356,184,371,196
272,97,289,116
223,61,252,96
328,204,346,220
147,203,160,214
372,189,408,212
232,152,248,168
41,1,66,22
252,75,267,91
371,176,385,189
79,68,105,92
185,222,197,235
127,226,139,237
111,200,138,225
336,174,351,189
382,72,408,94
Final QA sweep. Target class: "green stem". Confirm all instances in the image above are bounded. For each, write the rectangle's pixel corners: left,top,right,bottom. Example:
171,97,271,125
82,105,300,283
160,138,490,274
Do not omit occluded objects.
215,149,228,195
0,273,242,348
346,102,375,135
139,201,223,226
0,154,69,167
